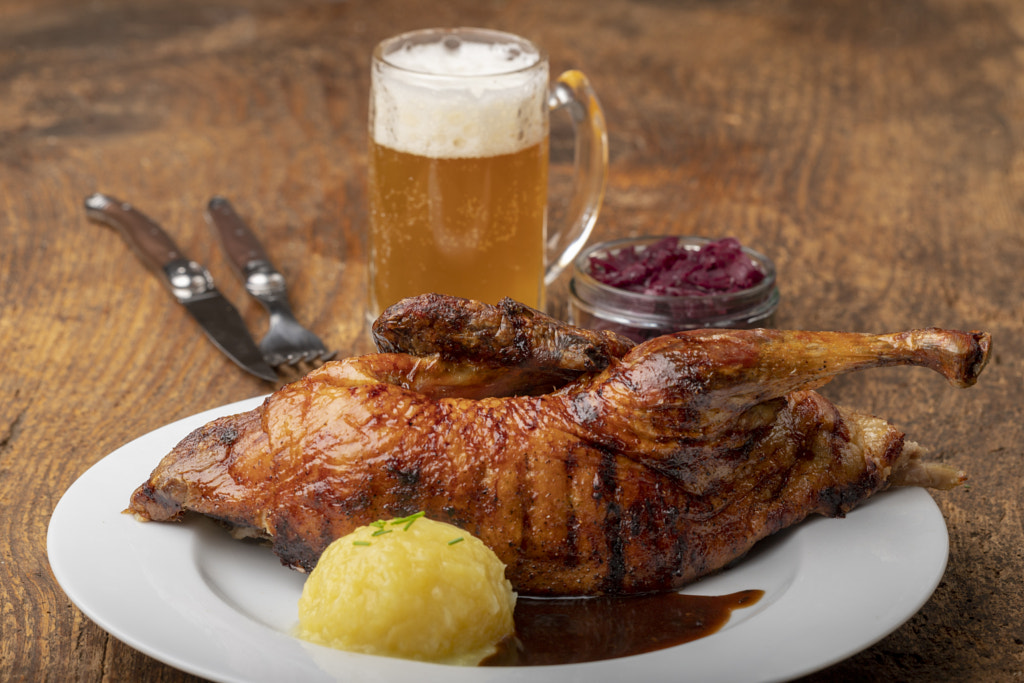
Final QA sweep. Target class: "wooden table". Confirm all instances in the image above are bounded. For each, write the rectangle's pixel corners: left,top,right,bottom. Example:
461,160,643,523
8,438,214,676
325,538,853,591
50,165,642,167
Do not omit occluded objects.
3,0,1022,680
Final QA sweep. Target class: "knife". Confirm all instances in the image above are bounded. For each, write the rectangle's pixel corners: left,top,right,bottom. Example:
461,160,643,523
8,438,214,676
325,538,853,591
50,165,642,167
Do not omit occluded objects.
84,193,279,383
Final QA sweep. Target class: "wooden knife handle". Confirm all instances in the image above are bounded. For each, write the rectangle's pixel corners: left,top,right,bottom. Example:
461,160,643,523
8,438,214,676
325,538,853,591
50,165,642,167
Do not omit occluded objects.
84,193,186,273
85,193,217,301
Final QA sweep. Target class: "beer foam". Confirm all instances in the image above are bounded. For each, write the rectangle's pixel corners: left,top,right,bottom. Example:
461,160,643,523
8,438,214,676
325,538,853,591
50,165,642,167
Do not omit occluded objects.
384,39,540,77
372,38,548,159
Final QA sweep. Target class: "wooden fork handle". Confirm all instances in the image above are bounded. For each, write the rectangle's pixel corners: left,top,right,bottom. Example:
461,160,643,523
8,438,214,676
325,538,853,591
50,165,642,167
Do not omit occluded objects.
205,196,276,275
205,196,287,302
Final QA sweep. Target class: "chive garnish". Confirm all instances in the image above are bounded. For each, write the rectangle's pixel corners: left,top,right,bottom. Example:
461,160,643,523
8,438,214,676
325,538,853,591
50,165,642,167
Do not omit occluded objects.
390,511,426,530
353,540,371,546
372,528,393,537
448,537,464,545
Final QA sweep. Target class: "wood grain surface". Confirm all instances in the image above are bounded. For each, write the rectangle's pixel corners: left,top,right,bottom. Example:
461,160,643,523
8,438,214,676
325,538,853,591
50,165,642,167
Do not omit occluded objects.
2,0,1022,680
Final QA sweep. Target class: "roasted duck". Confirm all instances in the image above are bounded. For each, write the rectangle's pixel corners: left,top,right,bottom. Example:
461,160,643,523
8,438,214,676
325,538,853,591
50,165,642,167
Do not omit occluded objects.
128,295,991,595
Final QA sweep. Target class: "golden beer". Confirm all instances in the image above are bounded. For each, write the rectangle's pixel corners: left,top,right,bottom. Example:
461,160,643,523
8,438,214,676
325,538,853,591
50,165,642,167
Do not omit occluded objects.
369,139,549,312
368,28,607,317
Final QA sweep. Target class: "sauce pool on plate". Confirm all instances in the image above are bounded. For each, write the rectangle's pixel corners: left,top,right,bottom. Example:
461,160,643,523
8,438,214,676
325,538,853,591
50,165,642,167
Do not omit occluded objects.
483,589,764,666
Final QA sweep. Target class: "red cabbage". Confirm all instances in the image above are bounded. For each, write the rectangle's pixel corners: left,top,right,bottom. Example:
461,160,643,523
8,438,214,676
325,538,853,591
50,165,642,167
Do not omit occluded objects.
588,237,765,296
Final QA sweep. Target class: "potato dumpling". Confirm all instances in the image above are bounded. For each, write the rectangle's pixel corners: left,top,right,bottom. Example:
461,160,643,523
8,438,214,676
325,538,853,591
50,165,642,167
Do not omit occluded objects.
296,513,516,665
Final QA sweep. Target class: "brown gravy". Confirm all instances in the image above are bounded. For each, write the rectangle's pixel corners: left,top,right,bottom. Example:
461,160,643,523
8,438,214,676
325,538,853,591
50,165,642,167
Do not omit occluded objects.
482,589,763,666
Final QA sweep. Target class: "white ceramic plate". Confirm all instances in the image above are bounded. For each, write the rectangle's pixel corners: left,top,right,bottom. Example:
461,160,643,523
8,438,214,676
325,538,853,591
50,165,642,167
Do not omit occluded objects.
48,396,950,683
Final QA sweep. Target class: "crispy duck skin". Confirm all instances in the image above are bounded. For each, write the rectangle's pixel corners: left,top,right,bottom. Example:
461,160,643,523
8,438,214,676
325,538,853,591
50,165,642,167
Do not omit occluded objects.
128,298,991,595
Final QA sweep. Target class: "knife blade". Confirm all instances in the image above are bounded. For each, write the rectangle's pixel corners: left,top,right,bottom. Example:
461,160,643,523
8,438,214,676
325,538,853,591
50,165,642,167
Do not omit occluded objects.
84,192,279,383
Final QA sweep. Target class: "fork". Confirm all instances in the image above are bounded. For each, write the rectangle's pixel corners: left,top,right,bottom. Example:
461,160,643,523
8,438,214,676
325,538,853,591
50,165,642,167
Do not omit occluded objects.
205,196,335,377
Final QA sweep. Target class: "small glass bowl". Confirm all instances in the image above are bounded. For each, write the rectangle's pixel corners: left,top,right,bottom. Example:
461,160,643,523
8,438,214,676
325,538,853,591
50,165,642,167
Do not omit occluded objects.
568,235,780,343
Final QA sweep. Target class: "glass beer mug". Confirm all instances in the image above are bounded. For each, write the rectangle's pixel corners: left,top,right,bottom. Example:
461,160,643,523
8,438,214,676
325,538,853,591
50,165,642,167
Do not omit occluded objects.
368,27,608,316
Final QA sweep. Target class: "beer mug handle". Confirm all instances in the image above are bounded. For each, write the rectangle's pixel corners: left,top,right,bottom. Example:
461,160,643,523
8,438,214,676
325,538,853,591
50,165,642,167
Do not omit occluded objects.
545,70,609,286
